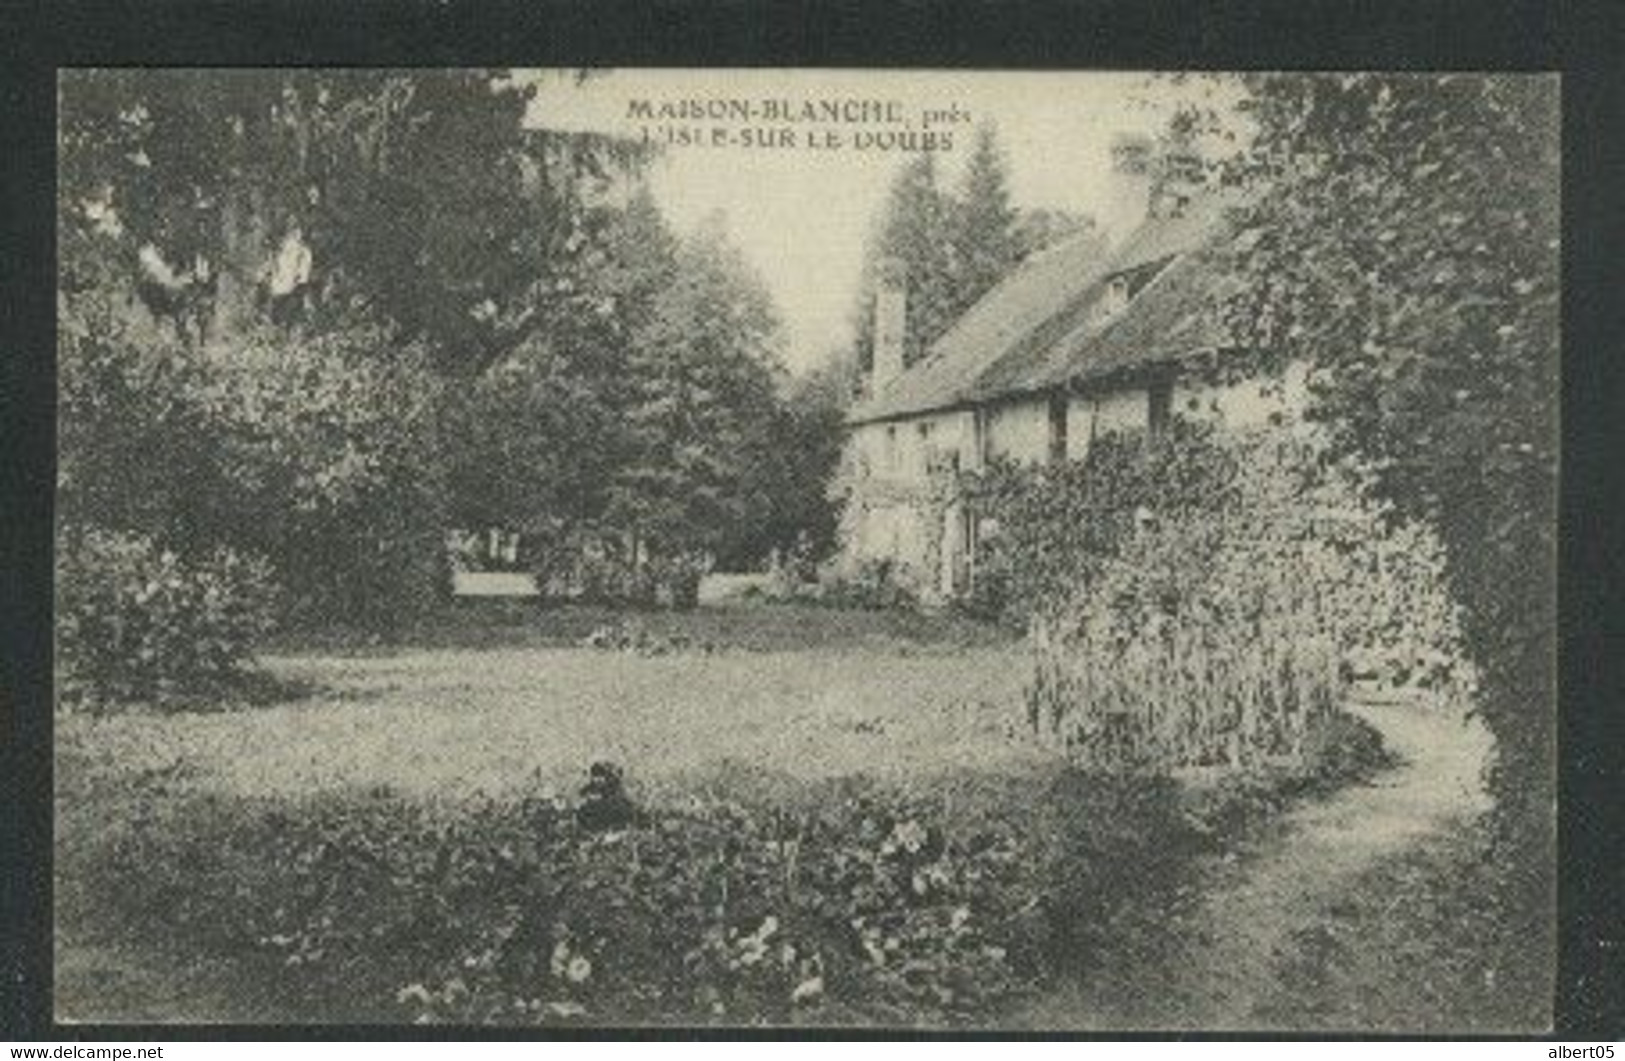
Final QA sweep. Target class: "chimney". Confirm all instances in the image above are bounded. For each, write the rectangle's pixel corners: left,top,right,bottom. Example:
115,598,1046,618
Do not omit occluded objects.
1153,141,1205,219
1102,132,1155,245
872,255,907,394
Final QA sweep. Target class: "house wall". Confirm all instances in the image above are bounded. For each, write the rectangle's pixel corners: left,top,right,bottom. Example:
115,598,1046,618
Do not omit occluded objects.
914,409,977,475
848,500,932,574
1094,387,1154,434
1173,359,1311,429
1067,387,1151,457
850,410,977,486
839,361,1313,599
984,397,1051,464
841,411,976,597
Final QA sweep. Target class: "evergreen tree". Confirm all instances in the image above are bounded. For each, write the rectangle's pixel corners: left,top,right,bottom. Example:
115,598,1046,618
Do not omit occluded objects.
948,123,1022,318
853,153,958,374
852,130,1085,385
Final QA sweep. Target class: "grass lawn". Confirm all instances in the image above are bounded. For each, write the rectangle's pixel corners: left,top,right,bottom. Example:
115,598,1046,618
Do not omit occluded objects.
58,600,1035,802
56,598,1526,1030
54,601,1064,1026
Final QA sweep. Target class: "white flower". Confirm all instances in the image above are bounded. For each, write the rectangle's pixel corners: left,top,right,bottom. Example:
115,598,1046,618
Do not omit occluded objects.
566,954,593,984
395,983,432,1006
544,1000,589,1019
891,819,928,854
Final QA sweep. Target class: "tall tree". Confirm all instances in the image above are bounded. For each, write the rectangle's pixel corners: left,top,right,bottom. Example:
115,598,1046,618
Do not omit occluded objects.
608,215,786,603
56,70,649,630
441,185,680,577
57,69,644,374
720,355,853,572
948,123,1022,318
853,133,1087,384
853,153,958,374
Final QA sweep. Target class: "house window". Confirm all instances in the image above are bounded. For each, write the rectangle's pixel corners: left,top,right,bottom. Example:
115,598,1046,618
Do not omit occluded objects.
1100,256,1176,323
963,507,979,592
974,407,992,467
1101,275,1131,317
1048,391,1068,463
1148,378,1174,436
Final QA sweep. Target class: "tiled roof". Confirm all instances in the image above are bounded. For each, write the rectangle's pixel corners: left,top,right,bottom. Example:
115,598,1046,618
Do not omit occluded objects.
847,190,1249,425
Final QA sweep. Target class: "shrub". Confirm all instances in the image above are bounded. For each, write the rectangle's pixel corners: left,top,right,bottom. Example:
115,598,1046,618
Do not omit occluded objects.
195,323,450,635
57,290,451,641
812,558,921,612
976,427,1474,686
996,424,1472,772
56,527,276,707
85,772,1056,1027
963,425,1242,628
67,733,1399,1025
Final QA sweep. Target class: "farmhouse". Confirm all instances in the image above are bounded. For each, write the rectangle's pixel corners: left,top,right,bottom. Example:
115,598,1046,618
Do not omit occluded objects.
840,144,1310,602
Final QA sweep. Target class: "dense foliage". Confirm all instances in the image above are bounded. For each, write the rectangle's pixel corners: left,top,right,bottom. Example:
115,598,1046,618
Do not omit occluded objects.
68,733,1388,1027
86,773,1054,1026
965,422,1472,770
1209,74,1558,898
57,70,851,686
58,285,450,646
58,69,640,375
56,529,275,709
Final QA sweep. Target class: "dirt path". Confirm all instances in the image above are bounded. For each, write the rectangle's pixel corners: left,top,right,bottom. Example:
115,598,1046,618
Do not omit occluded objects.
1013,696,1494,1031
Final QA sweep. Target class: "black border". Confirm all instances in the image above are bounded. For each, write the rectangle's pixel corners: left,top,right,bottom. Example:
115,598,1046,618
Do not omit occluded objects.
3,0,1621,1042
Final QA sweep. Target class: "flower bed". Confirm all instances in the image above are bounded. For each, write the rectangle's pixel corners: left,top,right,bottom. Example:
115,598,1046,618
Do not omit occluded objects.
63,715,1391,1027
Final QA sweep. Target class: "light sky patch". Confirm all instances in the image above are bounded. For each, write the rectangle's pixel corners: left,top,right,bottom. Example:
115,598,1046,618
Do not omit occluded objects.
522,69,1244,375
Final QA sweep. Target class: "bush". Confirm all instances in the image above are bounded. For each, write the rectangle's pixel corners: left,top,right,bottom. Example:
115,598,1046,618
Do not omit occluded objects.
995,424,1472,772
195,323,450,635
812,558,921,612
57,290,451,640
86,771,1056,1027
67,727,1399,1025
971,426,1473,693
963,426,1241,628
56,527,276,707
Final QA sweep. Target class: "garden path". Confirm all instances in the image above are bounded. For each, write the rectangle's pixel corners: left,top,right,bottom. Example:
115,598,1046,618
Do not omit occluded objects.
1013,695,1495,1031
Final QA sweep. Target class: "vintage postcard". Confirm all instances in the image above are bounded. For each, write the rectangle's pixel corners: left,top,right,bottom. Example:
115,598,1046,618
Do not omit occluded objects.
52,68,1559,1031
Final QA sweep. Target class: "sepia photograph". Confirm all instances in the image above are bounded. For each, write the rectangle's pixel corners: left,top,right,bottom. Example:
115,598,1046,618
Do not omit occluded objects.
50,67,1560,1031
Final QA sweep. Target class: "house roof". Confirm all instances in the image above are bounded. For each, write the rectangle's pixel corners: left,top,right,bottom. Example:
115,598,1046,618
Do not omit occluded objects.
845,228,1113,424
847,189,1250,425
